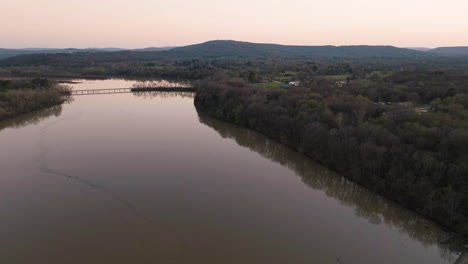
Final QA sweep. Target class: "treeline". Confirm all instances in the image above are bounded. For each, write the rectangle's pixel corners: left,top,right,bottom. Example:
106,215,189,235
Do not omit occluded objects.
0,78,70,121
2,52,467,80
341,71,468,104
194,71,468,237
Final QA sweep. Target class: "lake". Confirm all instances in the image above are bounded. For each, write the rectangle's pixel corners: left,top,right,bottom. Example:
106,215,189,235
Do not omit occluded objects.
0,78,458,263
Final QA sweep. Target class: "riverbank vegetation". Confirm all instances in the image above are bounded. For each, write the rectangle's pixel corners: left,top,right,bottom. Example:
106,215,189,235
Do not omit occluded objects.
0,78,71,121
195,69,468,239
197,110,458,254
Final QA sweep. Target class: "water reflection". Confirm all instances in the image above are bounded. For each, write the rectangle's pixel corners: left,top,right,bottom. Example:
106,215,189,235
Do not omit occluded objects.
64,78,192,91
133,91,195,100
0,105,63,131
197,110,456,262
131,80,192,88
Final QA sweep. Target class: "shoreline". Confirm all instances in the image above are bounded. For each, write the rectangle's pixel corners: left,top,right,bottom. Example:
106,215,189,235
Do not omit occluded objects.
0,100,65,123
194,95,468,253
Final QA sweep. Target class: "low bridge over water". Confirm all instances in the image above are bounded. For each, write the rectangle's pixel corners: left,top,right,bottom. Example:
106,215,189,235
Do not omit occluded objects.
70,87,196,96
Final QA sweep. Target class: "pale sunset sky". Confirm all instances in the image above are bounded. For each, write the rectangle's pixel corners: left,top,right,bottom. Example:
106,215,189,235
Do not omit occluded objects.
1,0,467,48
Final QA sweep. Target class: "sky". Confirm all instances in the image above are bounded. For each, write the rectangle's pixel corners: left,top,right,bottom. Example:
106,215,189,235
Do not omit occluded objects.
1,0,468,49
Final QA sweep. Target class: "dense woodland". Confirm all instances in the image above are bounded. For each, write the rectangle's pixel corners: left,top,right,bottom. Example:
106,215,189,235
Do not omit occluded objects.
0,78,70,121
195,63,468,239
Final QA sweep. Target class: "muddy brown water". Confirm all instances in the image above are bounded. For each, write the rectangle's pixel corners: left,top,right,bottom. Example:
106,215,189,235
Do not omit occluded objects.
0,79,458,263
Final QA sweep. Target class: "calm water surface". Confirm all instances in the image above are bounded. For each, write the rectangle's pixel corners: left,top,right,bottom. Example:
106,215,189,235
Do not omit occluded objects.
0,79,458,263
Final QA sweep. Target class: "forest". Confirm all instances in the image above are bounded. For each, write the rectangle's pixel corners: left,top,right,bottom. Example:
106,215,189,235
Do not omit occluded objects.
0,78,70,121
194,62,468,239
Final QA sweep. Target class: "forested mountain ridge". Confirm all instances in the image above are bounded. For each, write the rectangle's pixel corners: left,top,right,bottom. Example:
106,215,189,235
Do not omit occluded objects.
5,41,468,66
0,47,175,60
0,48,128,60
166,40,423,57
0,40,425,66
429,47,468,55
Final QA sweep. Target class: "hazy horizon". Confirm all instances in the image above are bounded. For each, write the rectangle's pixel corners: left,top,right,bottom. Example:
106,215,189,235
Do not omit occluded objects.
1,40,466,50
2,0,467,49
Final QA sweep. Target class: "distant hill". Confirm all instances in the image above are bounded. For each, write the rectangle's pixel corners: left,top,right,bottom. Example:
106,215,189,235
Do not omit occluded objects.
84,48,127,52
0,50,167,67
428,47,468,55
406,47,432,52
0,48,126,60
168,40,422,58
0,47,175,60
0,40,424,66
0,48,60,59
132,47,176,52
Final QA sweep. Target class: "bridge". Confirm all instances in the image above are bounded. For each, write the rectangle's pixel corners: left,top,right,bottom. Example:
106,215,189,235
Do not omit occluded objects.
70,87,196,95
